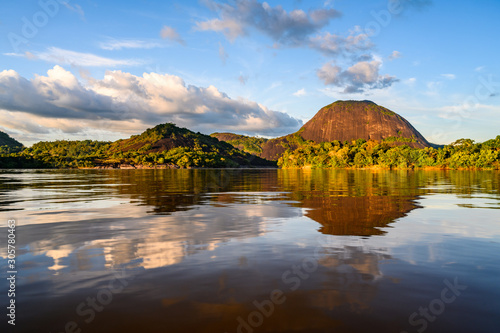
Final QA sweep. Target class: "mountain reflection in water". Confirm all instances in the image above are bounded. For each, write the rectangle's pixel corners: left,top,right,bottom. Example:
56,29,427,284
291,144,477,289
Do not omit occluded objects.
0,169,499,333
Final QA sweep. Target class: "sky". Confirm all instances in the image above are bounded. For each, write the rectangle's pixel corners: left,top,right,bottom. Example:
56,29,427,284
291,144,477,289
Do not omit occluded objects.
0,0,499,146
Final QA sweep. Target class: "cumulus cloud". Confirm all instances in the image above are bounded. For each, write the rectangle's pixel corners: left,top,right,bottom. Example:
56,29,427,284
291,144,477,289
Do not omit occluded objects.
196,0,341,45
99,38,162,50
0,66,121,120
160,26,185,45
317,62,341,85
317,60,398,93
0,66,302,139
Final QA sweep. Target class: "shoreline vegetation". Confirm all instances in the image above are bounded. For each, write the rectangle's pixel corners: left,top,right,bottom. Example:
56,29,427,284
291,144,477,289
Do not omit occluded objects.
277,136,500,170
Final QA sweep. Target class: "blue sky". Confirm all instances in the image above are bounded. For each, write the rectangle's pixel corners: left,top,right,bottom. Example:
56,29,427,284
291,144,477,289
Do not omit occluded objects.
1,0,499,145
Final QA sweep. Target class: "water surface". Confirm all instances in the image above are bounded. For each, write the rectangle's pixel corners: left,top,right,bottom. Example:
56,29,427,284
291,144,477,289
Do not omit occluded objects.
0,169,499,332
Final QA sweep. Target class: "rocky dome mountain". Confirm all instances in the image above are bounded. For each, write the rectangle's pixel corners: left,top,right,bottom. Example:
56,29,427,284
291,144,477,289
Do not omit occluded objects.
299,100,429,146
258,100,431,160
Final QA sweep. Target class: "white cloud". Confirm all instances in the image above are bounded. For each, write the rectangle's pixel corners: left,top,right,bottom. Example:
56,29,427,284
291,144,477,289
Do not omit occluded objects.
404,77,417,86
293,88,306,97
160,26,185,45
441,73,456,80
0,66,302,141
196,18,245,42
35,47,142,67
388,50,402,60
350,61,378,79
317,62,342,85
3,52,24,57
99,38,162,50
317,60,398,93
4,51,38,59
309,30,372,56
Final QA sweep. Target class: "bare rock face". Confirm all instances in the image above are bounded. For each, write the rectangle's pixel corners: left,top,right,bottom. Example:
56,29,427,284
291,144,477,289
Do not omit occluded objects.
260,100,430,160
300,100,430,148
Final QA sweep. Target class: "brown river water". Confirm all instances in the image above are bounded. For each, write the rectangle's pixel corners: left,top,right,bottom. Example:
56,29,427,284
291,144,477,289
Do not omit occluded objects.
0,169,499,332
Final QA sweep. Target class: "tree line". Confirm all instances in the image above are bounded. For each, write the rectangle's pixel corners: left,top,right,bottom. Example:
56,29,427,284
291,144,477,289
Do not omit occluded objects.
278,136,500,170
1,131,499,170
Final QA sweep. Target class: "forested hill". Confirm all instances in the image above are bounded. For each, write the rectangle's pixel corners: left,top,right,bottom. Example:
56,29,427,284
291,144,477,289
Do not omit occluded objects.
0,123,275,169
0,130,23,153
105,123,274,167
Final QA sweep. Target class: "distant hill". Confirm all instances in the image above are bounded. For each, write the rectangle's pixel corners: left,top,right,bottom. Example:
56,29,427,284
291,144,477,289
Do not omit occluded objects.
210,132,268,155
0,130,23,153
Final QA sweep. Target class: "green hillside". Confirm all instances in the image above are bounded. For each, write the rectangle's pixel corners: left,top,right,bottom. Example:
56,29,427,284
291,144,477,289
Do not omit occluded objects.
0,123,275,169
210,132,268,155
0,130,23,154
